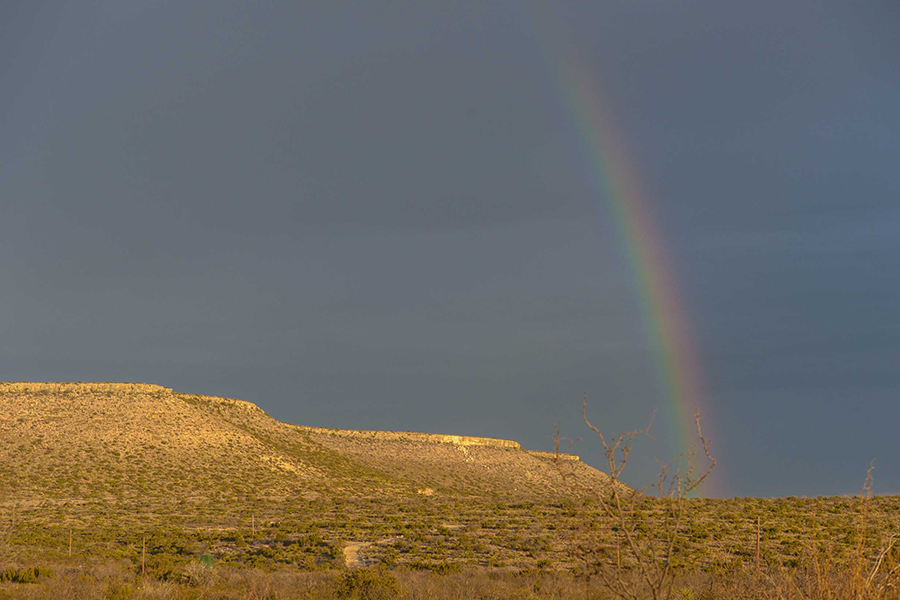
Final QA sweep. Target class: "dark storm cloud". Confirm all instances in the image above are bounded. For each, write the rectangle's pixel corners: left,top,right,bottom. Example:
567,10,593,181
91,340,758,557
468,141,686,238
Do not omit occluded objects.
2,0,898,496
2,1,580,239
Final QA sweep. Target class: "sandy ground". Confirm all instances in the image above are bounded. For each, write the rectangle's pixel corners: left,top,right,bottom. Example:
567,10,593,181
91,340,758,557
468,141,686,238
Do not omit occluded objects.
342,537,404,568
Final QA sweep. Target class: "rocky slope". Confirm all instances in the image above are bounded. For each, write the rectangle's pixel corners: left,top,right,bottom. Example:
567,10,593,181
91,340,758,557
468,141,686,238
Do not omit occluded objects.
0,382,613,512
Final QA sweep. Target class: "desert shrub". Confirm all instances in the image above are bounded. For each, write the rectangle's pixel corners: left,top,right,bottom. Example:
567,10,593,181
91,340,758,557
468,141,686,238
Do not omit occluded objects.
427,562,460,575
408,560,460,575
13,569,34,584
380,547,398,566
104,579,138,600
0,566,54,583
178,560,214,586
144,553,182,581
338,568,400,600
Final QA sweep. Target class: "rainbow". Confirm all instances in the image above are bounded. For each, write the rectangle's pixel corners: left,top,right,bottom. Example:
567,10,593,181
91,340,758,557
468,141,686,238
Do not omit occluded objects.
532,14,723,496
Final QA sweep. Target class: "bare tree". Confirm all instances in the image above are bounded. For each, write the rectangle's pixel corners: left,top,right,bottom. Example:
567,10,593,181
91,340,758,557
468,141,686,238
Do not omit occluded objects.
556,392,716,600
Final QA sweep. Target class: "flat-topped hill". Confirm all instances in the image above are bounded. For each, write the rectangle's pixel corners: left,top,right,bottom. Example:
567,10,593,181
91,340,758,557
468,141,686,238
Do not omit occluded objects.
0,382,610,517
3,383,896,580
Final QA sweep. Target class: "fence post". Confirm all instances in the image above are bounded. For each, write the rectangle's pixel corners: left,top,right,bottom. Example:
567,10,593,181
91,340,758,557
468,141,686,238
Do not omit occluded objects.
756,516,761,580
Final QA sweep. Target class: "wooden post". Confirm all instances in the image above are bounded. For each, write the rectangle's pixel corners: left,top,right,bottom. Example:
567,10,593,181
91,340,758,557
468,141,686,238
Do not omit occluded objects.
756,516,761,579
69,529,72,557
142,535,146,576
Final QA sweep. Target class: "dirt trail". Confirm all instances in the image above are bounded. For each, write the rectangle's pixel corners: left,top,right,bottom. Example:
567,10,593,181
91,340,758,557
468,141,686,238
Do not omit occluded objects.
342,542,373,569
342,537,403,569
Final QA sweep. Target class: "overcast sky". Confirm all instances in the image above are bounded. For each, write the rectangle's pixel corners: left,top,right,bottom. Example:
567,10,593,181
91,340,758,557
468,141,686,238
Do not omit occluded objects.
3,0,898,497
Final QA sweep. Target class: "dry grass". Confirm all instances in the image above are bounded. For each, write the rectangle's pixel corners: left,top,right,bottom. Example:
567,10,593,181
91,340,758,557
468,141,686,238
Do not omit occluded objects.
0,382,613,508
1,562,900,599
2,383,900,598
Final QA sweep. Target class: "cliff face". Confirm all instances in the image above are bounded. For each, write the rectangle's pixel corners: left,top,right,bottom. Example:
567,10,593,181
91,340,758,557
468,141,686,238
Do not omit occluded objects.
294,426,522,449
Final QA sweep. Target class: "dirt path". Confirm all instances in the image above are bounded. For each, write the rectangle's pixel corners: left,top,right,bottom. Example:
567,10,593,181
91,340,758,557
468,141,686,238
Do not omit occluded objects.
342,537,403,569
342,542,373,569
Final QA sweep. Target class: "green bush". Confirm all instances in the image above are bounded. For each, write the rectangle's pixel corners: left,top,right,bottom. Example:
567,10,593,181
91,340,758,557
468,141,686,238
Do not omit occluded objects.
145,553,182,580
424,561,459,575
0,566,54,583
105,580,137,600
338,568,400,600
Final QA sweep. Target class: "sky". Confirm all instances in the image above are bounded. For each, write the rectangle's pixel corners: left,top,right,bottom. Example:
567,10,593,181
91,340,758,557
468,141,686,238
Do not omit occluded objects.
2,0,898,498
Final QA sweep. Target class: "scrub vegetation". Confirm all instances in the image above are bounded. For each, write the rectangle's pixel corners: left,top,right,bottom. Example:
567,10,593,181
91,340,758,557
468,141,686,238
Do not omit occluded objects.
1,382,898,598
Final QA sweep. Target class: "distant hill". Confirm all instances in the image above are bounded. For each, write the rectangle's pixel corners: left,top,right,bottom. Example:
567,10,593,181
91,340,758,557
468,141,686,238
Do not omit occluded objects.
0,382,614,513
